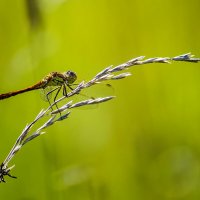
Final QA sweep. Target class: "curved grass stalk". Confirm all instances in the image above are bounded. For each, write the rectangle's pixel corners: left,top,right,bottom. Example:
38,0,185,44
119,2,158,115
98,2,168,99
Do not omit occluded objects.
0,53,199,182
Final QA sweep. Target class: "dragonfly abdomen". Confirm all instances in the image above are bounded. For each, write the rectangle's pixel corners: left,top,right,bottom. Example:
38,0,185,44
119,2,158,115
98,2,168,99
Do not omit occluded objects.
0,81,45,100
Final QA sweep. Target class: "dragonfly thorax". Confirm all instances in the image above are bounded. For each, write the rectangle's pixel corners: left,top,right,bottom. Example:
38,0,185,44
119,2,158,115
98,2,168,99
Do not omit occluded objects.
42,71,77,88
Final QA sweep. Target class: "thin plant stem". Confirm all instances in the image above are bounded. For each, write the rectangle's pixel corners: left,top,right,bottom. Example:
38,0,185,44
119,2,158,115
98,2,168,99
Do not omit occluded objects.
0,53,199,182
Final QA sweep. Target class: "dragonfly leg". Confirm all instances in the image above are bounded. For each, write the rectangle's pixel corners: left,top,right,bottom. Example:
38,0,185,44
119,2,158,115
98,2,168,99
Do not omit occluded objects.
46,95,53,111
63,83,77,96
53,86,62,115
63,84,67,96
46,86,60,111
67,84,74,91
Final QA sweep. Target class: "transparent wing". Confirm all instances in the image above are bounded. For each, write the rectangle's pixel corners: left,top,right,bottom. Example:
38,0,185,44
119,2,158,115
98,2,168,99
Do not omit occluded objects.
68,82,114,109
39,86,53,102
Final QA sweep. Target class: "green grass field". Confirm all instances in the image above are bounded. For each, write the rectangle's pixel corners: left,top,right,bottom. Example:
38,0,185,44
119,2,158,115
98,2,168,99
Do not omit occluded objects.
0,0,200,199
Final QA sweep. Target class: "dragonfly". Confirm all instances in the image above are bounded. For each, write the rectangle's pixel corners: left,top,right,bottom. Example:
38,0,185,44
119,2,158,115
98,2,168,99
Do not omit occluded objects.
0,71,77,108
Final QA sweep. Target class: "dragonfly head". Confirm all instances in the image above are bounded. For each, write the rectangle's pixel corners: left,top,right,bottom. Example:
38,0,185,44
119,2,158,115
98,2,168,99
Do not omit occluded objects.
65,70,77,84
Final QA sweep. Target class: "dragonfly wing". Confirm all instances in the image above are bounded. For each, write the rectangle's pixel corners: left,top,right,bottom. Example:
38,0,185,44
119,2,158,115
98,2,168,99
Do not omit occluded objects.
68,83,114,109
40,86,53,102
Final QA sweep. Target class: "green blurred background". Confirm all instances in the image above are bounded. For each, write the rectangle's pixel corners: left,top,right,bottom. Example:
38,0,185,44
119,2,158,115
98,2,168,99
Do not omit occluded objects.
0,0,200,199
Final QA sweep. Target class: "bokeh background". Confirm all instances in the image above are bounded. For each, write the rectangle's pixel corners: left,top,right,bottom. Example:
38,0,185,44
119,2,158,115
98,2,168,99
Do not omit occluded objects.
0,0,200,199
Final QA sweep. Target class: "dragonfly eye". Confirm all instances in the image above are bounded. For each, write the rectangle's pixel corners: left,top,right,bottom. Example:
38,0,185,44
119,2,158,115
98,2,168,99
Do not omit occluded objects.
65,70,77,84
